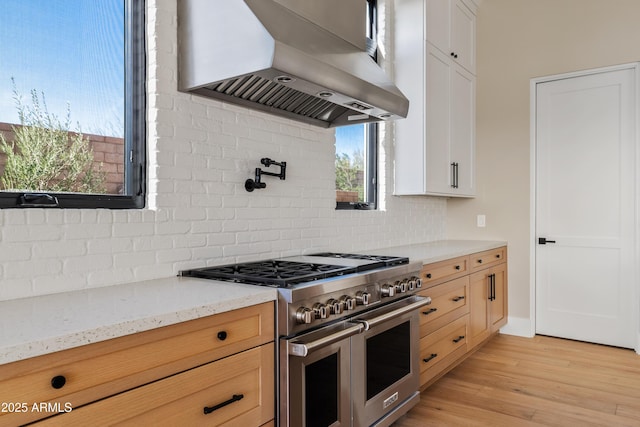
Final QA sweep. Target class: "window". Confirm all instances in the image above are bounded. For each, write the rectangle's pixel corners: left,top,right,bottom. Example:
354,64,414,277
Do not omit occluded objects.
0,0,145,209
335,124,378,209
335,0,378,210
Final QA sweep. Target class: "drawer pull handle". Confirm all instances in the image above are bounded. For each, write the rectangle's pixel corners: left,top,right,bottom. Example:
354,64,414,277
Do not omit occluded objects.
422,308,438,315
425,273,432,279
217,331,228,341
453,335,465,343
455,265,461,270
452,296,465,302
51,375,66,389
496,254,501,258
204,394,244,415
423,353,438,363
477,259,483,264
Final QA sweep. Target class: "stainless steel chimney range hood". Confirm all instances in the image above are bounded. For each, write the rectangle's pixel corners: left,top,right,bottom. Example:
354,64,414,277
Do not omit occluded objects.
177,0,409,128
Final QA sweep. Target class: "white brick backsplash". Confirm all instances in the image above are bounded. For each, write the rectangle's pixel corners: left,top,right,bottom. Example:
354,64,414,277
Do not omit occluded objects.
64,254,113,274
0,2,447,301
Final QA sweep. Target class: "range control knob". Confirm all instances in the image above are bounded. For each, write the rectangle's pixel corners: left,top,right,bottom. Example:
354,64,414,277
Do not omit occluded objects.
340,295,356,311
401,279,409,293
411,276,422,289
355,291,371,305
295,307,314,324
407,278,415,291
313,303,329,319
381,283,396,297
326,298,343,315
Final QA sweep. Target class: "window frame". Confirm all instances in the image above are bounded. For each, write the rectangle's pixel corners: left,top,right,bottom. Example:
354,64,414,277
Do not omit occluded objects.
0,0,146,209
335,122,378,210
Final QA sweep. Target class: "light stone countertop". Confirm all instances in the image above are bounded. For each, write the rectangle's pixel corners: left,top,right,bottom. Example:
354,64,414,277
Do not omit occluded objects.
0,277,277,365
367,240,507,264
0,240,506,365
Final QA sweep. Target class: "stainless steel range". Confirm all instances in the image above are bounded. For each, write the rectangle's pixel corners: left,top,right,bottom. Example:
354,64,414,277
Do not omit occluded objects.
181,252,431,427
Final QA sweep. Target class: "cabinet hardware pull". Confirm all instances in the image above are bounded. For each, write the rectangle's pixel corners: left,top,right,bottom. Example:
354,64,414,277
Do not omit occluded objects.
51,375,66,389
477,259,483,263
423,353,438,363
204,394,244,415
495,254,501,258
453,335,465,343
450,162,459,188
425,273,432,279
217,331,228,341
422,308,438,315
487,274,496,301
455,265,461,270
493,274,497,301
493,274,497,300
452,296,465,302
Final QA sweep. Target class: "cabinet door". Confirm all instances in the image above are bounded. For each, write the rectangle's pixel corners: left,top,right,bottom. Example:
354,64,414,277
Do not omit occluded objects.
450,64,475,196
451,0,476,73
468,270,490,348
426,0,450,49
490,263,508,333
424,43,452,194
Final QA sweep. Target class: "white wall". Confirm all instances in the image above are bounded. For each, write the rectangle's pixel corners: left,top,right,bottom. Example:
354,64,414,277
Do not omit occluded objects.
0,1,446,301
447,0,640,333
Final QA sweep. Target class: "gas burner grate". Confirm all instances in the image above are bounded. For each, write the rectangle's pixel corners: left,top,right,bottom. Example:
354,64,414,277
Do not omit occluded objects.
181,260,356,288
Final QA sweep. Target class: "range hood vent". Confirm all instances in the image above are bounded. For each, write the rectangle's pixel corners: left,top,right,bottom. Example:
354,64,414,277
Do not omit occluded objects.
177,0,409,128
204,74,350,124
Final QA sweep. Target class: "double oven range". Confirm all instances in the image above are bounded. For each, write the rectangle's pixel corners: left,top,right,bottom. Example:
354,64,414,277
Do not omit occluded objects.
181,252,431,427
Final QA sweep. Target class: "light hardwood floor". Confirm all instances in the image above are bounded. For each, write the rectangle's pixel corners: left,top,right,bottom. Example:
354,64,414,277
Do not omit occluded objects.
394,334,640,426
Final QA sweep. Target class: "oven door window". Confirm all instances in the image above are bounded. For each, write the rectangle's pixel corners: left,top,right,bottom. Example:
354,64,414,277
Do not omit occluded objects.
366,321,411,399
305,354,339,426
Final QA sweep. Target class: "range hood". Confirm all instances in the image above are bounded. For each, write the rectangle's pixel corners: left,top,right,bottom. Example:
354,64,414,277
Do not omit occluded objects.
177,0,409,128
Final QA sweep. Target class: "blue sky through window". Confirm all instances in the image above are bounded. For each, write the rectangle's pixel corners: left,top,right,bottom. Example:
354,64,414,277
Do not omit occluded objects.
336,124,365,160
0,0,124,137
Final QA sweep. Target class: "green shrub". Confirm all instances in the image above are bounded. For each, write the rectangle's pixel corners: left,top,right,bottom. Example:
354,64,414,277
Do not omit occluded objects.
0,84,105,193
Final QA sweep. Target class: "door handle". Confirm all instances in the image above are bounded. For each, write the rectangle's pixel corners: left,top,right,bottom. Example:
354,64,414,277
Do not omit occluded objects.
538,237,556,245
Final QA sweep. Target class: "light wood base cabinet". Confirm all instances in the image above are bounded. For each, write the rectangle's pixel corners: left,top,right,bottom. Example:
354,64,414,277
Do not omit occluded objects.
417,246,507,389
469,251,508,349
419,315,468,387
0,302,275,427
35,343,274,427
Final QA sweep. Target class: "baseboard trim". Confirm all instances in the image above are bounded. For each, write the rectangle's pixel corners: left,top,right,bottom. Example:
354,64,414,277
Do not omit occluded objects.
499,316,534,338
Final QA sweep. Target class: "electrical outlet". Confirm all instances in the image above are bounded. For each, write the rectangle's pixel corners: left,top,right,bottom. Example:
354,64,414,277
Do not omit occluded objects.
477,214,486,228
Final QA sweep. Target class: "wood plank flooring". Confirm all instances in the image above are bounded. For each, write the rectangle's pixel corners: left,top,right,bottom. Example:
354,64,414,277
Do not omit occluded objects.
394,334,640,426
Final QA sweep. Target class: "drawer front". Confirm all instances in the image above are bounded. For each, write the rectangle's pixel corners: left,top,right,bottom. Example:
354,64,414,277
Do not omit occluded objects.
35,343,275,427
419,315,468,387
470,246,507,272
418,276,469,337
0,302,274,427
420,256,469,288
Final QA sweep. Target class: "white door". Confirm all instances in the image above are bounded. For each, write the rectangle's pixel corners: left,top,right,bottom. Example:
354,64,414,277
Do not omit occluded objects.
535,65,637,349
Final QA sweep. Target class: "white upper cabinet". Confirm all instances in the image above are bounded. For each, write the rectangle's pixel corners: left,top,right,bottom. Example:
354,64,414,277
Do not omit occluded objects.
427,0,476,74
394,0,477,197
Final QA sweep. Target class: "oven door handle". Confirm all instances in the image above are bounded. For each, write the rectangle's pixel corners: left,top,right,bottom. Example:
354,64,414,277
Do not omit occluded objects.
288,323,364,357
352,296,432,331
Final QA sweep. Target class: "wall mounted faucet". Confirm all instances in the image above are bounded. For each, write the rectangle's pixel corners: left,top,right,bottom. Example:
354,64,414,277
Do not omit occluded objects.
245,158,287,192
